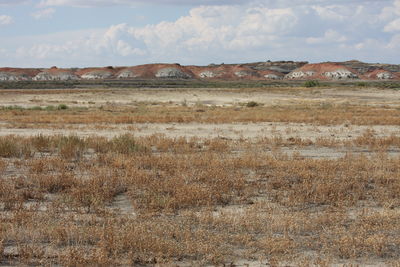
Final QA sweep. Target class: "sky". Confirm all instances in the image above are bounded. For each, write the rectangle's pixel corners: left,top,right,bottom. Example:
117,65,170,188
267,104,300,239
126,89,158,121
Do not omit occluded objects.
0,0,399,67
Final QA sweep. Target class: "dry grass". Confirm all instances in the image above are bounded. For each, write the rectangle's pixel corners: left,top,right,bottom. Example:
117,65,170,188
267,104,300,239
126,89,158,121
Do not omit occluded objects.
1,103,400,126
0,134,400,265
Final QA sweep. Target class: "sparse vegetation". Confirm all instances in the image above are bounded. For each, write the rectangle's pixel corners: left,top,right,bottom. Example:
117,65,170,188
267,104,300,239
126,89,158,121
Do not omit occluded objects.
0,85,399,265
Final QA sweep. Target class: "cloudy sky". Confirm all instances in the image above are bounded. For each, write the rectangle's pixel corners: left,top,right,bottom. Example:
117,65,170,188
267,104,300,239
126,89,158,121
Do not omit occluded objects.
0,0,399,67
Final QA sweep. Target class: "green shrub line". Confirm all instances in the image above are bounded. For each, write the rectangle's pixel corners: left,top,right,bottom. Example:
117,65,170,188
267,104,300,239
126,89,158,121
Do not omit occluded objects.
0,104,69,111
0,79,399,90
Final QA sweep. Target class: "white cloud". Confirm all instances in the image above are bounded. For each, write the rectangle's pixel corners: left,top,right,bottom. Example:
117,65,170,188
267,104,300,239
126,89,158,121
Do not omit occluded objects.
312,5,348,21
385,18,400,32
379,0,400,24
31,8,55,19
0,0,30,6
306,29,347,44
38,0,249,7
387,34,400,49
132,5,298,53
0,15,13,26
2,0,400,66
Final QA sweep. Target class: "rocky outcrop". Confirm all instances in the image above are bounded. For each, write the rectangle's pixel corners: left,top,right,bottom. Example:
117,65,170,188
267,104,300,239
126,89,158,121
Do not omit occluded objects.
33,71,78,81
264,74,282,80
0,72,20,81
377,72,393,80
155,67,192,79
117,69,138,79
323,69,358,80
80,70,114,80
366,69,394,80
234,70,258,78
286,63,360,80
285,71,316,79
342,60,400,75
199,71,221,78
0,68,37,81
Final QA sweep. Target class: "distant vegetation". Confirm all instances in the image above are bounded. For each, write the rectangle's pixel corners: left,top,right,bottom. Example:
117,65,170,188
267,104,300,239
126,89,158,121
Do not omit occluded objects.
0,79,400,90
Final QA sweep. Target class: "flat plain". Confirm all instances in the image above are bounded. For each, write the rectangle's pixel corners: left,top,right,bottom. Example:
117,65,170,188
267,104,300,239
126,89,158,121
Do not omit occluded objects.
0,84,400,266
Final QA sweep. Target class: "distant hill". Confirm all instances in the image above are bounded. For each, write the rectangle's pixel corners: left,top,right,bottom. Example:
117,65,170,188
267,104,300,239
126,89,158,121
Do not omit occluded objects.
1,61,399,81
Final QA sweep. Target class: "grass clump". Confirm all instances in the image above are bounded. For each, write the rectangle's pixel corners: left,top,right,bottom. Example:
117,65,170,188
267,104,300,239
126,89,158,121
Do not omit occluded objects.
110,134,148,155
304,80,320,87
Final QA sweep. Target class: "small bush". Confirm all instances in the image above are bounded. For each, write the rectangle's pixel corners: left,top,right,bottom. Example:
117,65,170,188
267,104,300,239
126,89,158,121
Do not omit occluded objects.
356,82,367,87
304,80,320,88
111,134,148,154
57,104,68,110
246,101,259,108
56,135,86,159
0,137,20,158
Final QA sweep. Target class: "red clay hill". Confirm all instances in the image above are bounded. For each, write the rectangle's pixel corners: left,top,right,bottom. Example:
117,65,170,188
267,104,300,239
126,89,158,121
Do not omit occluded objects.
0,61,399,81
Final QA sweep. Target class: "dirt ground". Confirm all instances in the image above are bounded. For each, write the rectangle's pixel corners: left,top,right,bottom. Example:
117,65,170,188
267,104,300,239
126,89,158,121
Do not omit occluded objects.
0,87,399,107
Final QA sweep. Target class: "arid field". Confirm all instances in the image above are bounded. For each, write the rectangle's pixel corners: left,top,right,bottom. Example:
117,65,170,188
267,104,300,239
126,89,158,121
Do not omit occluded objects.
1,84,400,266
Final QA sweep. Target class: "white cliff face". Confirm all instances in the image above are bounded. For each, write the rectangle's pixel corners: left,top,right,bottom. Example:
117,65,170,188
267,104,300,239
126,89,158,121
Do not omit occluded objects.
264,74,282,80
81,71,113,80
0,72,31,81
117,70,138,79
376,72,393,80
0,72,18,81
33,72,78,81
285,71,315,79
199,71,219,78
155,68,192,79
323,69,358,79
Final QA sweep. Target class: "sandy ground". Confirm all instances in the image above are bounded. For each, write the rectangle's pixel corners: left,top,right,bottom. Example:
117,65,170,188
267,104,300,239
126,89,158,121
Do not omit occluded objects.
0,87,399,107
1,122,399,140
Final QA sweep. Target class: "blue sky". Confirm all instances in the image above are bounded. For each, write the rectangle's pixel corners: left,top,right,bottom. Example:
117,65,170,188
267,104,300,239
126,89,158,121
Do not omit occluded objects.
0,0,399,67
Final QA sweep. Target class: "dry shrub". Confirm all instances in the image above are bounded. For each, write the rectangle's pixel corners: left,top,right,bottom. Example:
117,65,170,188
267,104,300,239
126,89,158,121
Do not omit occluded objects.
110,134,148,155
2,103,400,125
0,136,21,158
141,134,201,153
0,179,24,210
30,134,52,153
128,153,245,212
266,154,400,207
258,236,297,256
204,138,230,152
323,211,400,259
0,159,6,174
30,172,77,194
28,157,68,174
1,134,400,265
65,171,127,212
56,135,86,160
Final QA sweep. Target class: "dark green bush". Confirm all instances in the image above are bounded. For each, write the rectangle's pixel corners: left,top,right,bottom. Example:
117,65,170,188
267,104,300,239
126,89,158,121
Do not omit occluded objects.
246,101,259,108
304,80,320,88
57,104,68,110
